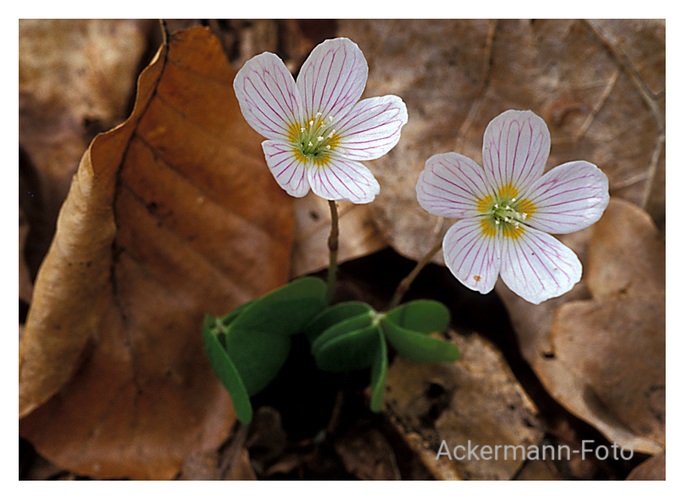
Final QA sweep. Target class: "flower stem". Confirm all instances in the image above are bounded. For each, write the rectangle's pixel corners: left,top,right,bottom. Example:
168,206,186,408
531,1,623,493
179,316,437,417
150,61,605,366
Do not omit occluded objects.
325,200,339,305
387,239,443,310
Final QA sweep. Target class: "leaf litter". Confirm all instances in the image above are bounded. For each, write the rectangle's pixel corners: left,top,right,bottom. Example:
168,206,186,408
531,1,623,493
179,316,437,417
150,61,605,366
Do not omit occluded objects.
20,19,665,481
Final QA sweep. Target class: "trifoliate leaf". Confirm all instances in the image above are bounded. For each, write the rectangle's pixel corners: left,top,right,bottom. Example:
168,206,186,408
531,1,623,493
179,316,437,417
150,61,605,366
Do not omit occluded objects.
381,300,458,363
385,299,450,333
304,301,373,343
310,310,375,357
228,277,327,337
203,277,327,423
313,324,381,372
382,318,459,364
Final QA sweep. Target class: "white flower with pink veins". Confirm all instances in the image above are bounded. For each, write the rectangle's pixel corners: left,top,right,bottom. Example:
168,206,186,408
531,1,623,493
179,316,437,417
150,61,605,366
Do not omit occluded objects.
234,37,408,204
416,110,610,304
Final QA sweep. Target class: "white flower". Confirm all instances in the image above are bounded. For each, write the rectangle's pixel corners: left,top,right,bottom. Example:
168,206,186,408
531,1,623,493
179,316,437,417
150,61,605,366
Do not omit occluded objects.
234,37,408,204
416,110,610,304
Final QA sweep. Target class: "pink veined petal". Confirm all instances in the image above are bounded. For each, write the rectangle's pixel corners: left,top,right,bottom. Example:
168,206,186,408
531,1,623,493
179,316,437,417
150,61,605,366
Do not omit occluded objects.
482,110,550,193
296,38,368,123
523,160,610,234
334,96,408,161
234,53,303,141
442,218,501,294
416,153,493,219
306,157,380,204
499,226,582,304
262,140,310,198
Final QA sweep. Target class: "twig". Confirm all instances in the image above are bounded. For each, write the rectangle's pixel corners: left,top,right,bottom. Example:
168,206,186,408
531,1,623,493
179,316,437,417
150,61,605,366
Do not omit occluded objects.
387,239,443,310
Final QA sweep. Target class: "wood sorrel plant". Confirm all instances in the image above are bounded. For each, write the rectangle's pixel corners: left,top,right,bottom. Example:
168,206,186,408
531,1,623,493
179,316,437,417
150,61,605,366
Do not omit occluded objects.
204,38,610,424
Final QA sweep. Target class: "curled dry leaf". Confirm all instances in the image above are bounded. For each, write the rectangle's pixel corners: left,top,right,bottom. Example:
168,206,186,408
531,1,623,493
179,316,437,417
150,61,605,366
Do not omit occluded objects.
19,26,294,479
384,332,544,480
19,20,152,242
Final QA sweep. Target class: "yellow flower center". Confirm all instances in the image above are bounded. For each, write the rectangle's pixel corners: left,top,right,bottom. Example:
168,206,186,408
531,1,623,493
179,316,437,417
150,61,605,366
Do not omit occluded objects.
478,184,536,239
289,112,340,165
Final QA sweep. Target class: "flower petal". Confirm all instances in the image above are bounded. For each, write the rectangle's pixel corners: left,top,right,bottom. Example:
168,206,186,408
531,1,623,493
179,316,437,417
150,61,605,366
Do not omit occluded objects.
307,157,380,204
523,160,610,234
334,96,408,160
234,52,303,141
499,226,582,304
416,153,492,219
296,38,368,123
482,110,550,194
262,140,310,198
442,218,501,294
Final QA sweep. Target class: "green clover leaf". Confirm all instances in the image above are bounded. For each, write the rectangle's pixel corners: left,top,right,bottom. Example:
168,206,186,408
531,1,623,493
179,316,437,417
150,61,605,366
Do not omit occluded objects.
203,277,327,424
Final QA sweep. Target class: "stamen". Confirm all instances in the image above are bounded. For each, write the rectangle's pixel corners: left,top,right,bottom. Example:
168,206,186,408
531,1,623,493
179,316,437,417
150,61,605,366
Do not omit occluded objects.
317,136,324,142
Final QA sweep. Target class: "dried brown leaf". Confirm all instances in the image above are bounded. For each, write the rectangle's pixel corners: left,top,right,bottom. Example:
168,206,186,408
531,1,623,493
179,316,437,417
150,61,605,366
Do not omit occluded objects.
19,19,152,237
19,25,294,479
385,332,544,480
550,198,665,450
499,199,664,455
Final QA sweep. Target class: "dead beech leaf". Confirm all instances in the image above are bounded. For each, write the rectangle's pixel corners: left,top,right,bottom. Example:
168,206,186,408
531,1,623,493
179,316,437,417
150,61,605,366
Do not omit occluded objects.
498,199,664,455
549,198,665,451
19,20,152,243
384,332,544,480
334,19,665,261
19,25,294,479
